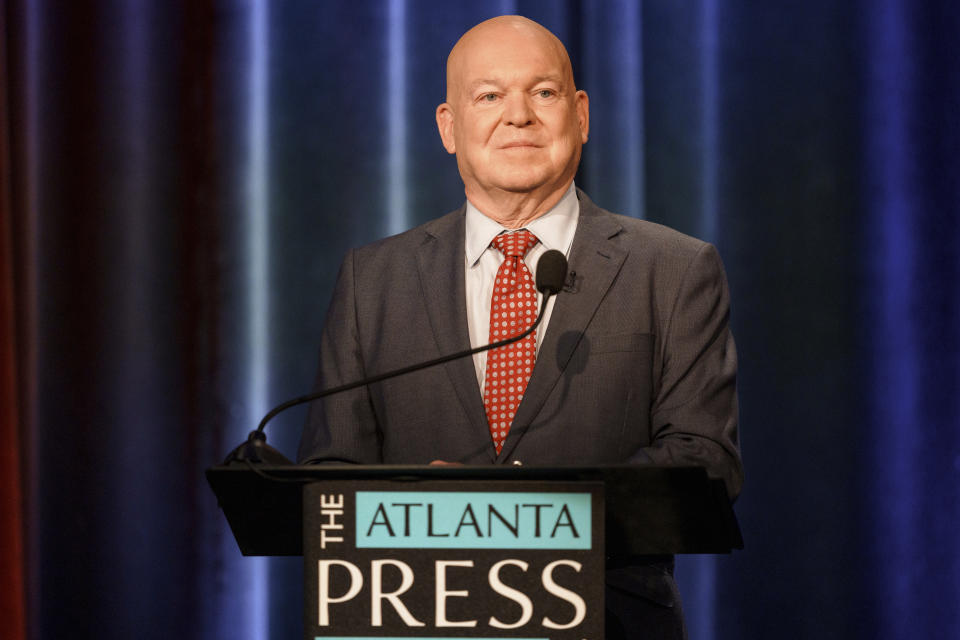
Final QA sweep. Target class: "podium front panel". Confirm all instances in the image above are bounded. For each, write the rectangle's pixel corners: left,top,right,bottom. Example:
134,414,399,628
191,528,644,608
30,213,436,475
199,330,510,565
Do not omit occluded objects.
302,479,605,640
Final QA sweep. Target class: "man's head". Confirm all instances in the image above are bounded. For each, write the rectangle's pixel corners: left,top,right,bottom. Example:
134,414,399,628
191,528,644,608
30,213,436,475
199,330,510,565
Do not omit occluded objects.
436,16,589,220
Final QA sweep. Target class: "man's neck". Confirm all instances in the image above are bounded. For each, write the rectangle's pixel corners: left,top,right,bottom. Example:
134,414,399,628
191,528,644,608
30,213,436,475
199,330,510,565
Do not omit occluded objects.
464,181,573,229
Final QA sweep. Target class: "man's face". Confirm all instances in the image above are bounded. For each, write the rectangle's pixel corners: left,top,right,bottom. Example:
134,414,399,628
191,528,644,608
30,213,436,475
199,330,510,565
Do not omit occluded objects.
436,23,589,201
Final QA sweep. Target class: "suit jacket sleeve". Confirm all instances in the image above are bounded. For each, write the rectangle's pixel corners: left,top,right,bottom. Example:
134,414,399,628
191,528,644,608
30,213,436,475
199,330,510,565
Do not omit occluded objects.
635,241,743,499
297,248,382,464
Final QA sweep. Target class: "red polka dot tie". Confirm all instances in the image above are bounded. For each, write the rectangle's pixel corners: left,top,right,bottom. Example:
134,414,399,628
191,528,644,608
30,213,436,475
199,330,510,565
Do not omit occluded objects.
484,230,540,454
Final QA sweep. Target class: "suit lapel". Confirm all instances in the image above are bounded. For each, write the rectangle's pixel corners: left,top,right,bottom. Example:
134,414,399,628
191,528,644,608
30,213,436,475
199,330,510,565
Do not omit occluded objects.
416,209,496,462
498,193,629,462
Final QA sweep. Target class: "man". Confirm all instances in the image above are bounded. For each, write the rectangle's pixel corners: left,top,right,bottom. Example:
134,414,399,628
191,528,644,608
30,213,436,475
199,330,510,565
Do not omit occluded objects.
298,15,742,639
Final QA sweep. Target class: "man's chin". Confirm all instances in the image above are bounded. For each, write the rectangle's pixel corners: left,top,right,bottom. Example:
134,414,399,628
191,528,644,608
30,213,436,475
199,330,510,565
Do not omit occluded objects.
487,173,552,195
465,167,570,199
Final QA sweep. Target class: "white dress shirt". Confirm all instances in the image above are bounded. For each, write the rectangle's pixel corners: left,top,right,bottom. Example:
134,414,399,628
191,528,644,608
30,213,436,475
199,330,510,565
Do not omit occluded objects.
464,183,579,392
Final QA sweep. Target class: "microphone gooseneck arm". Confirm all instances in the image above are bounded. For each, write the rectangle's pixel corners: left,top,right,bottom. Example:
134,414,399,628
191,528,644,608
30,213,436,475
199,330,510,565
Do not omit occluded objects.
256,286,554,433
224,249,568,464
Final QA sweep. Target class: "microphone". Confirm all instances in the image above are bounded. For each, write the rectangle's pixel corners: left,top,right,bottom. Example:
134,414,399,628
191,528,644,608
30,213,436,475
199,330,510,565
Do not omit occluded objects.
225,250,569,464
536,249,567,296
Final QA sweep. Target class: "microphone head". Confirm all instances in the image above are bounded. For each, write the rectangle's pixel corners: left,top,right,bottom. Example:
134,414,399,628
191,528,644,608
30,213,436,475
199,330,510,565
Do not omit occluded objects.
536,249,568,295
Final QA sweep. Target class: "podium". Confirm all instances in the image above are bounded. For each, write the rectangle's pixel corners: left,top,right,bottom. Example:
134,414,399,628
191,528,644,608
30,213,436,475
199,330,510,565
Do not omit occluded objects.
207,464,742,639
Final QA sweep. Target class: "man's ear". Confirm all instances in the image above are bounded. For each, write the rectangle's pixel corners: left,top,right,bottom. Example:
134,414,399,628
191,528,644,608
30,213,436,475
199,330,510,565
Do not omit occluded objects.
436,103,457,154
575,90,590,143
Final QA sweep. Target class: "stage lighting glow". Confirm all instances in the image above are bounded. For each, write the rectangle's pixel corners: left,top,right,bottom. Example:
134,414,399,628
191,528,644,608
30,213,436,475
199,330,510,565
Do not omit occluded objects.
386,0,409,236
241,0,271,637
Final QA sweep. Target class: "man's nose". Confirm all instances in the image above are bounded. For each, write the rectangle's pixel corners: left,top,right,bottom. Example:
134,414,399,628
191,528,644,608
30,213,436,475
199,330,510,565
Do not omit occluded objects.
502,93,535,127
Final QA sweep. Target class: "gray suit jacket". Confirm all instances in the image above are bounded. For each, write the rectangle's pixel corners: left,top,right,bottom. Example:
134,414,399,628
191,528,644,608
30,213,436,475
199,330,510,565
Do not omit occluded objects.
298,189,741,497
297,190,742,628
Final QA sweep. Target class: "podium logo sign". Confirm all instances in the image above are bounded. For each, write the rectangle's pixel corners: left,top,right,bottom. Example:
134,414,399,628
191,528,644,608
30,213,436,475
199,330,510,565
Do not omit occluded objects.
303,480,604,640
356,491,591,549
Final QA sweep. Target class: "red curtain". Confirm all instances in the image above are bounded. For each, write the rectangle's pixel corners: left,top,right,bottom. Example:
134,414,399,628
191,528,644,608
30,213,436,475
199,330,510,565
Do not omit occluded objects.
0,2,27,636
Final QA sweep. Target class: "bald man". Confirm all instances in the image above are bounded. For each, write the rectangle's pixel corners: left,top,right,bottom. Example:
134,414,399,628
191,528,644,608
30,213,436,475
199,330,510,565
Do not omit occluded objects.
299,16,742,639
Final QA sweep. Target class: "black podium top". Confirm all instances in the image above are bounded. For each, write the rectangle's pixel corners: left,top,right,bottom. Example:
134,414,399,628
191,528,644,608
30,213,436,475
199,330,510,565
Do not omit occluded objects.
206,463,742,557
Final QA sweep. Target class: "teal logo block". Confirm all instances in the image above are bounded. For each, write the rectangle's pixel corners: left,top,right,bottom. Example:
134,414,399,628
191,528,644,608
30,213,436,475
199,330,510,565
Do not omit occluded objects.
355,491,591,549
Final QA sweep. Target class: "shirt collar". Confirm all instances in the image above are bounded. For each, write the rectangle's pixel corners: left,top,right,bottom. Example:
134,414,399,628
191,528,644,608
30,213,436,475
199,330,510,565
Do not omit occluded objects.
464,182,580,266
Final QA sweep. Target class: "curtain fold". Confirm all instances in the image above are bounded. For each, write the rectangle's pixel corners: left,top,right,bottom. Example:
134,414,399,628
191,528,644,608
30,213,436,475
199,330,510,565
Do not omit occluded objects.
1,8,27,637
862,2,960,638
1,1,27,638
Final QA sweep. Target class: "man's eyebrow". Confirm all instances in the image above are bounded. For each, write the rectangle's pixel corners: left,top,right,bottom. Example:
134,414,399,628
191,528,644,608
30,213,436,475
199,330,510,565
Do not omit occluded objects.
466,74,566,93
532,74,564,84
466,79,503,92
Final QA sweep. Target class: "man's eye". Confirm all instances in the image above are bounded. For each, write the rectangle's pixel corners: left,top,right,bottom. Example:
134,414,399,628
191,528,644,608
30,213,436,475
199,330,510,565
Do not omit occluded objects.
482,93,498,102
538,89,555,98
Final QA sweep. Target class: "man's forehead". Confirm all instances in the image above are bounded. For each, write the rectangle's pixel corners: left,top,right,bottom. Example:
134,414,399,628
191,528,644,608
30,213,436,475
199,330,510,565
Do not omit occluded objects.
446,16,574,96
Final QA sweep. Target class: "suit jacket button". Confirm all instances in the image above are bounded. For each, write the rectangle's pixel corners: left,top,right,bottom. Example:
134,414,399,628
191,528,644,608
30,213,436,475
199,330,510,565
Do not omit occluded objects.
512,460,523,466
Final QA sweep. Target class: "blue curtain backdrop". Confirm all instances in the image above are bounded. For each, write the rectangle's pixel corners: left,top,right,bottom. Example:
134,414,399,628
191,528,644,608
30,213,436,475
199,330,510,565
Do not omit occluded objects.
3,0,958,638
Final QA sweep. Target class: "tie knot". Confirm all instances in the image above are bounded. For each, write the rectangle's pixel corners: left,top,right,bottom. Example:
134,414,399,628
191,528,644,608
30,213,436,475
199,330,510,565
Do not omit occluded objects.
492,229,539,258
